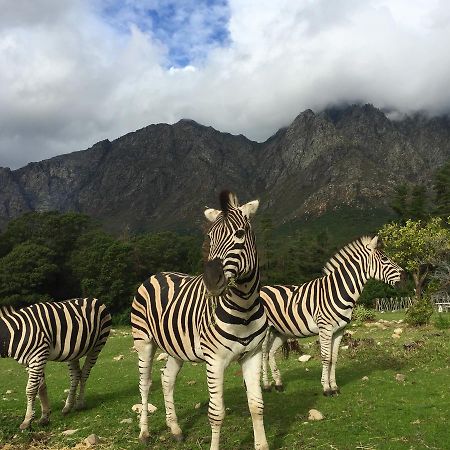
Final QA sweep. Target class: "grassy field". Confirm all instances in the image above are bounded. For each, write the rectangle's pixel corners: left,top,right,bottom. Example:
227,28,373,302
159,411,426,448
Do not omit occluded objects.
0,312,449,450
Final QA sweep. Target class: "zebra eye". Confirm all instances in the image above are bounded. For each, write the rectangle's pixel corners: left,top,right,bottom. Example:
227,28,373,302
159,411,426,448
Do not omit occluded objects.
235,229,245,239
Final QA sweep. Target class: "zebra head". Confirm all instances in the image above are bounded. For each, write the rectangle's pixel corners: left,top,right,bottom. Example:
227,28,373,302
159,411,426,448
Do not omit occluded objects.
203,191,259,296
365,236,404,287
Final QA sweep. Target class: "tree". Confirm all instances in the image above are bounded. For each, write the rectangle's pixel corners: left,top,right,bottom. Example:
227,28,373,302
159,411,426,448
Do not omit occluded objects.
132,231,201,280
390,183,428,221
434,160,450,217
0,242,58,306
379,217,450,299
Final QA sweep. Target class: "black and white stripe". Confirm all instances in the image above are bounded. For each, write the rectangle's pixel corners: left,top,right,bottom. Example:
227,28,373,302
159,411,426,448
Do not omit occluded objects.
0,298,111,429
131,191,268,450
261,236,403,395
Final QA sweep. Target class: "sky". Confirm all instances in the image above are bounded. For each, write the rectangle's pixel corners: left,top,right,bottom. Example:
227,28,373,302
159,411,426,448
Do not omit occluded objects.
1,0,450,169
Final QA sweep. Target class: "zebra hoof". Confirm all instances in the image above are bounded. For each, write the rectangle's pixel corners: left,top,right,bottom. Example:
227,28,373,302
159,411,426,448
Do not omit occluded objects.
139,431,150,444
74,403,86,411
19,421,31,430
38,417,50,426
61,405,73,416
331,388,340,395
323,390,333,397
274,384,284,392
262,385,272,392
173,433,185,442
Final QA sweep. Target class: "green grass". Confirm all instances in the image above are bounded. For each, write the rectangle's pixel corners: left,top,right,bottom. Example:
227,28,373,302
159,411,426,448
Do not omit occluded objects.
1,313,449,449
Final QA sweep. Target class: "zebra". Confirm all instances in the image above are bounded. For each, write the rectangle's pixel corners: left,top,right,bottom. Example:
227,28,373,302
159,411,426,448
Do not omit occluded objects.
131,191,269,450
261,236,404,396
0,298,111,429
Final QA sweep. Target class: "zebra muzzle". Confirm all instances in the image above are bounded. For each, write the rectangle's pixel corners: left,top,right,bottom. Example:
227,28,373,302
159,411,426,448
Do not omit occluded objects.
203,258,227,296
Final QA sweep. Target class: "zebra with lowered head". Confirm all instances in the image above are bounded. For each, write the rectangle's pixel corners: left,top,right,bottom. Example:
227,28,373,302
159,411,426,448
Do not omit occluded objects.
0,298,111,429
261,236,404,396
131,191,269,450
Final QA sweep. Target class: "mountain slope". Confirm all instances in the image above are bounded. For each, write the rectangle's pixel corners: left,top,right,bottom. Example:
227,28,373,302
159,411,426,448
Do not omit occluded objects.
0,105,448,233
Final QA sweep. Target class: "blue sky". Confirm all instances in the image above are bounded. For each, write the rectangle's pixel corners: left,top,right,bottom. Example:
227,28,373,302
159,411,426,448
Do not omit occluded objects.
100,0,230,67
1,0,450,168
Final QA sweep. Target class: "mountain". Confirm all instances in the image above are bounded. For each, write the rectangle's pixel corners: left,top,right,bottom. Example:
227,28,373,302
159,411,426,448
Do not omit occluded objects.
1,104,449,234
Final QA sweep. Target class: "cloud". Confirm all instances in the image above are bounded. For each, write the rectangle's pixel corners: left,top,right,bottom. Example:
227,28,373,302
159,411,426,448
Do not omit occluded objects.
1,0,450,168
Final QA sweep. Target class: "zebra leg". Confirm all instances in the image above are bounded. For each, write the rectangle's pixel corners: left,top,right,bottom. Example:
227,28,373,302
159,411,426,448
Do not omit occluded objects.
62,360,81,415
262,328,275,391
37,373,51,426
206,359,226,450
76,346,103,410
161,356,184,441
20,361,46,430
318,325,334,396
135,339,156,444
240,351,269,450
329,329,344,395
268,334,287,391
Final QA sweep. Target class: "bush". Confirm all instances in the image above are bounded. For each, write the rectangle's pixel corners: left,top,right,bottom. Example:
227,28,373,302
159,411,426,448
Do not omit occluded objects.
111,307,131,326
433,313,450,330
405,297,434,326
353,305,376,323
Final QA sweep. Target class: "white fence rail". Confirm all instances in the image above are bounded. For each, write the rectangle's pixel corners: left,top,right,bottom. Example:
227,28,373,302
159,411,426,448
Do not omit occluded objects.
375,293,450,312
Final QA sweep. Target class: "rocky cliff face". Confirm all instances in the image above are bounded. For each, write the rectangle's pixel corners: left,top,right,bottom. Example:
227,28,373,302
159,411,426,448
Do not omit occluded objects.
1,105,449,232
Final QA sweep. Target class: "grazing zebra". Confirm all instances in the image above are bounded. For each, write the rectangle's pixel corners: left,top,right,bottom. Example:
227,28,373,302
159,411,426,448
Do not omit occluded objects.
261,236,404,396
0,298,111,429
131,191,269,450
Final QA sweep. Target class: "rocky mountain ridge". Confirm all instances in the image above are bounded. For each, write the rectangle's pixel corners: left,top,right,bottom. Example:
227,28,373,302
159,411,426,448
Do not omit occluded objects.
1,104,449,232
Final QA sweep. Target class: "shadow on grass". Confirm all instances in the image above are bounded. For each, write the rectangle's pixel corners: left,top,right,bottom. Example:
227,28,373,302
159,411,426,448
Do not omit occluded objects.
258,350,406,449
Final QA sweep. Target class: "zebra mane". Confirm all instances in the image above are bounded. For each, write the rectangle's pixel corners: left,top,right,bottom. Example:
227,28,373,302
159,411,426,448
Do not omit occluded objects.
322,236,374,276
219,190,238,214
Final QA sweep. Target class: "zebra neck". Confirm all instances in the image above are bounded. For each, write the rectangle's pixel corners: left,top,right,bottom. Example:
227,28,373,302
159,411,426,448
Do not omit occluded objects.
331,267,367,304
215,270,260,312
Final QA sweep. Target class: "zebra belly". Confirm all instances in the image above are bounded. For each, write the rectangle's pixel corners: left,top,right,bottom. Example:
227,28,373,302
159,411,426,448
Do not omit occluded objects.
150,322,206,363
266,305,319,338
48,340,95,362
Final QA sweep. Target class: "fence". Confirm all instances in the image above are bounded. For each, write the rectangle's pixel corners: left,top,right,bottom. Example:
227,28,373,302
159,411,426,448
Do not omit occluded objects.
375,293,450,312
375,297,413,312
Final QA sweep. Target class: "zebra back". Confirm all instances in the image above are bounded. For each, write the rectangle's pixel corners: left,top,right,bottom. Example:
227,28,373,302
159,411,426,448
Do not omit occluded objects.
0,305,15,319
1,298,111,364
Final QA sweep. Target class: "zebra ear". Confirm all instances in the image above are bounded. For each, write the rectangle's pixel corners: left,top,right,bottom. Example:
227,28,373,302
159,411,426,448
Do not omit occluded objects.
204,208,221,222
240,200,259,219
368,236,379,251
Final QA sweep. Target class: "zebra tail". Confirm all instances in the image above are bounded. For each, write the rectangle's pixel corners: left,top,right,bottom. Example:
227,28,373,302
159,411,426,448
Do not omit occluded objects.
281,340,301,359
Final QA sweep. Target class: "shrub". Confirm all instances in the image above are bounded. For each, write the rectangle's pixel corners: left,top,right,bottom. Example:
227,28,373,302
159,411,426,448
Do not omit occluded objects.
433,313,450,330
111,307,131,326
353,305,376,323
405,297,434,326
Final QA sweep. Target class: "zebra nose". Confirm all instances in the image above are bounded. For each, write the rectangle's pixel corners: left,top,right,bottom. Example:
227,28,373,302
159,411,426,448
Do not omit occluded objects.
203,258,226,295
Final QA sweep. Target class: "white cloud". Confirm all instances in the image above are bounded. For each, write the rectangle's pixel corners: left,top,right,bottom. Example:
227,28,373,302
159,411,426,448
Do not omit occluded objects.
1,0,450,168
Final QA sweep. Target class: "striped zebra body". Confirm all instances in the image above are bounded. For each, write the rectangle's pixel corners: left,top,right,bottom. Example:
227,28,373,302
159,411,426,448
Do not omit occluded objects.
261,236,403,395
131,191,268,450
0,298,111,429
133,273,265,363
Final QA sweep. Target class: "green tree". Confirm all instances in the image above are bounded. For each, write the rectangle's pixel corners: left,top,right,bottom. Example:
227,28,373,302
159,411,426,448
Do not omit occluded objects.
69,230,136,313
434,160,450,217
132,231,201,280
390,183,427,221
0,242,58,306
379,217,450,299
266,230,331,285
0,212,97,298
